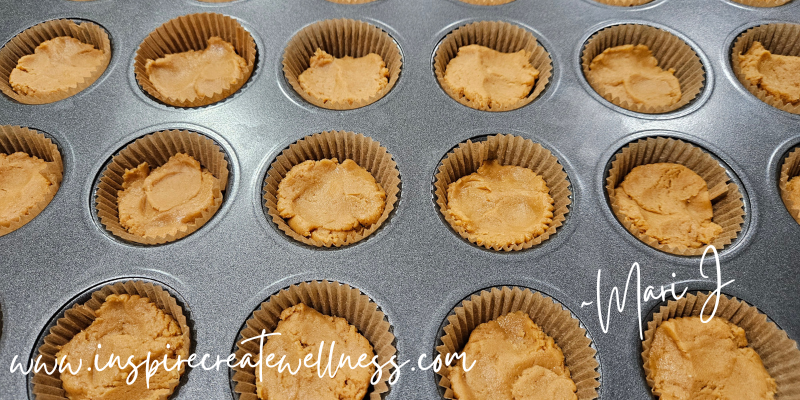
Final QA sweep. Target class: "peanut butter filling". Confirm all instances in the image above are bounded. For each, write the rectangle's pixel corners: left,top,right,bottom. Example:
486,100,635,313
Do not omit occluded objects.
446,160,554,248
739,41,800,105
145,36,247,102
615,163,722,248
649,316,776,400
786,176,800,210
256,303,375,400
9,36,105,97
446,311,577,400
56,294,187,400
443,45,539,109
298,49,390,105
117,153,219,239
277,158,385,245
0,152,57,227
588,44,681,108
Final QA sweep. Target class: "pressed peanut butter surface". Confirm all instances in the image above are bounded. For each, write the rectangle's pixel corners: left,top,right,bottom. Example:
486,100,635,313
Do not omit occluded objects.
649,316,776,400
447,311,577,400
56,294,186,400
0,152,56,227
10,36,105,97
740,41,800,105
443,44,538,109
786,176,800,208
298,49,390,105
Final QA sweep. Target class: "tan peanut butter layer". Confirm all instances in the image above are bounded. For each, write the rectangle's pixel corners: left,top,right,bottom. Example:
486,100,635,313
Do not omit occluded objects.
56,294,187,400
739,41,800,105
786,176,800,208
298,49,389,105
0,152,57,227
256,303,375,400
446,311,577,400
446,160,553,248
615,163,722,248
588,44,681,108
145,36,247,101
277,158,385,245
649,316,776,400
9,36,105,97
118,153,219,239
443,45,539,109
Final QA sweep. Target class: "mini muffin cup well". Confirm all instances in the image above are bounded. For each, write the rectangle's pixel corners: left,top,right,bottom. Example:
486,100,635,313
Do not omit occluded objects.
95,129,229,245
779,147,800,225
32,280,192,400
642,292,800,399
231,280,396,400
436,286,600,400
0,19,111,105
457,0,516,5
592,0,654,6
134,13,256,108
0,126,63,237
606,137,745,256
433,21,552,112
433,134,571,251
263,130,400,247
581,24,705,114
732,23,800,114
325,0,378,3
282,19,402,110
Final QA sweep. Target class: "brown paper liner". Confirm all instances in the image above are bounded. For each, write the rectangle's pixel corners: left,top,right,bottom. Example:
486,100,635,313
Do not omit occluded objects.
433,134,571,251
732,23,800,115
0,19,111,105
95,129,229,245
134,13,256,108
433,21,552,112
31,280,192,400
282,19,401,110
730,0,792,7
0,126,63,237
779,147,800,224
581,24,705,114
457,0,516,5
642,292,800,399
436,286,600,400
263,130,400,247
606,137,745,256
231,280,396,400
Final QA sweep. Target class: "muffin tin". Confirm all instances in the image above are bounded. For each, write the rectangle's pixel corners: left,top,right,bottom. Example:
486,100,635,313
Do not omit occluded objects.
1,0,799,399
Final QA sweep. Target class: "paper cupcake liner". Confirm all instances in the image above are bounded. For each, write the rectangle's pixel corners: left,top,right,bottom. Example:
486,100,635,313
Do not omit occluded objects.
95,129,229,245
31,280,192,400
435,286,600,400
581,24,705,114
0,126,63,237
606,137,745,256
134,13,256,108
433,134,571,251
282,19,402,110
779,147,800,225
642,292,800,399
263,130,400,247
732,23,800,115
730,0,792,7
457,0,516,5
231,280,396,400
433,21,552,112
0,19,111,105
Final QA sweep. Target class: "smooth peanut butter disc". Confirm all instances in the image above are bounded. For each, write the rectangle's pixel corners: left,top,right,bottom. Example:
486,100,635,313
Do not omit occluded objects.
276,158,385,245
615,163,722,249
739,41,800,105
446,160,554,248
298,49,390,105
55,294,187,400
648,316,777,400
9,36,105,97
145,36,247,102
443,44,539,109
588,44,681,108
446,311,577,400
0,152,57,227
256,303,375,400
786,176,800,209
118,153,219,239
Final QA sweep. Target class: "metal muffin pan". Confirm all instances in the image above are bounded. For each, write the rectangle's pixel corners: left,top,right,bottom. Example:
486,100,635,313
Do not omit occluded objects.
1,0,799,399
